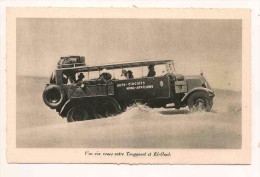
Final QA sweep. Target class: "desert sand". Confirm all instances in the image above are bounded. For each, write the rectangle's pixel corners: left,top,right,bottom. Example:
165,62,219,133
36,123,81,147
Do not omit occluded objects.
16,76,241,148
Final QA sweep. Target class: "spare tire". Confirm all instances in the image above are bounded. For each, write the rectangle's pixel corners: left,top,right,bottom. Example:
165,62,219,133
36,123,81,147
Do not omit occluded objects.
42,85,66,109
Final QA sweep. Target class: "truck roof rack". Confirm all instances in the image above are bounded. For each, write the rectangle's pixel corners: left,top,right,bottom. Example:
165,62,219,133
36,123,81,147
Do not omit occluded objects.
56,59,173,72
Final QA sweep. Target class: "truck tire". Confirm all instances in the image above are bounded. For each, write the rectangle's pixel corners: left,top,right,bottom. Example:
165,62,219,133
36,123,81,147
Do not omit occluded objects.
93,98,121,118
42,85,65,109
187,91,212,112
67,106,90,122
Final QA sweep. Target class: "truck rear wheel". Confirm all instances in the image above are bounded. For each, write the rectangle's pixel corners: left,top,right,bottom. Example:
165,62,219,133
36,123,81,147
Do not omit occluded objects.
188,91,212,112
93,98,121,118
67,106,90,122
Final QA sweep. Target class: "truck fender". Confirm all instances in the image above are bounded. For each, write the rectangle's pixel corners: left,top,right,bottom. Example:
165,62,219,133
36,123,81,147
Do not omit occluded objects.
59,99,75,117
181,87,215,102
93,97,122,110
59,97,119,117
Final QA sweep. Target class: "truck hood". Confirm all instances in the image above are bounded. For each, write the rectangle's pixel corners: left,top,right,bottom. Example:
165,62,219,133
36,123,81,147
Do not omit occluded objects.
184,74,212,91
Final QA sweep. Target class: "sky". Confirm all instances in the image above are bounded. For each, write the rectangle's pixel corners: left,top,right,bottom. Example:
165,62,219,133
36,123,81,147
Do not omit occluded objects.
17,18,242,91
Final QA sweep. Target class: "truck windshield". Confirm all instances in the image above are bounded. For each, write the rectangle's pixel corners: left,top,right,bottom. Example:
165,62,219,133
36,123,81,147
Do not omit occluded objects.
166,62,175,74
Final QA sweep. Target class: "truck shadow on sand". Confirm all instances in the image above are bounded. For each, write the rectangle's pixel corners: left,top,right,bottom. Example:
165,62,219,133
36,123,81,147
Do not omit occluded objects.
158,109,219,115
159,109,189,115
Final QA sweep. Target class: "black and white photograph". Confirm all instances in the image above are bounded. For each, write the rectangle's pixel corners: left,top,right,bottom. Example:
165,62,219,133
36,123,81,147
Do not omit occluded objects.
6,8,251,164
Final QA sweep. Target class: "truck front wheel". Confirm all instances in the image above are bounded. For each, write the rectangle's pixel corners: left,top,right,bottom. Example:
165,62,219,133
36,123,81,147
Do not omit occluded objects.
187,91,212,112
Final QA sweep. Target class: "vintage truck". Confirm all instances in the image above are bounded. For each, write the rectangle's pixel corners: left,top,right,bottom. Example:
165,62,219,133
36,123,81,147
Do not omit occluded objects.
43,56,215,122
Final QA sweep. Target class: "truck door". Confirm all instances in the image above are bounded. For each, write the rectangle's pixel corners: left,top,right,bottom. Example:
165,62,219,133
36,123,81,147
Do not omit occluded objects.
115,76,170,102
153,76,171,98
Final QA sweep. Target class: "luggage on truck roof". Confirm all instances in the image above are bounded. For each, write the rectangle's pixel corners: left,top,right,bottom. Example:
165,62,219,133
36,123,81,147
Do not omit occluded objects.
57,56,86,69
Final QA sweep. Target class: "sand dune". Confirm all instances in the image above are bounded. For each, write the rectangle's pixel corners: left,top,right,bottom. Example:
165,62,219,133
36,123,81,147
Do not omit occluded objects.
16,76,241,148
